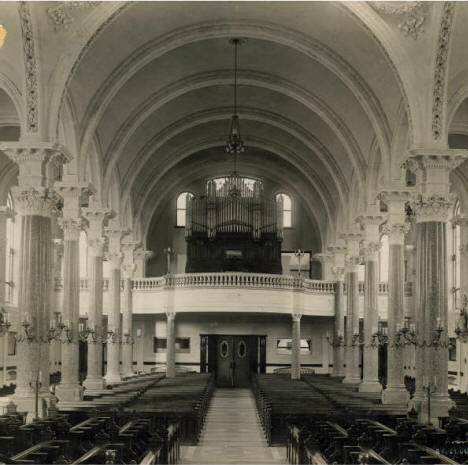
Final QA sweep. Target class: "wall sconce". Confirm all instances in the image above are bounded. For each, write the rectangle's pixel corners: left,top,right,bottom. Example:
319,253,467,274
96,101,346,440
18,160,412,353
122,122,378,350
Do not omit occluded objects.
325,330,344,347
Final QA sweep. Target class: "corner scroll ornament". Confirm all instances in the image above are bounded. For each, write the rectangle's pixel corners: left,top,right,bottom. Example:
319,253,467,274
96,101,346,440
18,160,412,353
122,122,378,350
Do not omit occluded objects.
371,2,426,39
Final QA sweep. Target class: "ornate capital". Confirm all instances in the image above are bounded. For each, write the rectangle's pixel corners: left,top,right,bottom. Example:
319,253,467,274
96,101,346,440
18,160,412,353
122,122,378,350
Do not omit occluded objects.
382,222,410,244
345,255,361,272
0,143,72,187
361,242,381,261
452,216,468,228
122,263,137,279
331,266,345,281
292,313,302,322
166,311,176,320
410,193,454,223
12,186,60,217
135,249,154,262
58,217,83,241
108,252,123,269
87,237,106,257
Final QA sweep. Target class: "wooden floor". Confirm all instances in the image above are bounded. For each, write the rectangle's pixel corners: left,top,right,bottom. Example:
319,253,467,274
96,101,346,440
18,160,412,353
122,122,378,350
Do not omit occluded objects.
180,388,287,464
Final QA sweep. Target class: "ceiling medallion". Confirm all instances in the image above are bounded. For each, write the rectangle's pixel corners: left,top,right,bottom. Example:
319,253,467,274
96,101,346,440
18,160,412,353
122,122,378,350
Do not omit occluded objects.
371,2,426,39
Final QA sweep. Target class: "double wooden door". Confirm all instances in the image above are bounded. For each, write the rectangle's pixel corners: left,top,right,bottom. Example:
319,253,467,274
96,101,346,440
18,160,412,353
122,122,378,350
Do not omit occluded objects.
216,335,252,387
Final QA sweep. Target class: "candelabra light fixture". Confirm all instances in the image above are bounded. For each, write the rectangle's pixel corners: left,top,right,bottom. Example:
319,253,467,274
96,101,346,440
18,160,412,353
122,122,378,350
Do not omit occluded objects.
122,332,133,344
0,310,11,335
325,330,344,347
107,329,120,344
351,330,360,347
422,376,438,425
294,249,305,278
369,322,388,348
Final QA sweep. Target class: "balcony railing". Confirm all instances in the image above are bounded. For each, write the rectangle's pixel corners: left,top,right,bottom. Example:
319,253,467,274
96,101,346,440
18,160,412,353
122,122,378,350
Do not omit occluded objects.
53,273,413,296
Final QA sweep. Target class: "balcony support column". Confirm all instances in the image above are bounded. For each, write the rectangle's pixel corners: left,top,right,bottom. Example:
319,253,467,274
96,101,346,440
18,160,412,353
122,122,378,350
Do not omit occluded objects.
166,311,176,378
291,313,302,380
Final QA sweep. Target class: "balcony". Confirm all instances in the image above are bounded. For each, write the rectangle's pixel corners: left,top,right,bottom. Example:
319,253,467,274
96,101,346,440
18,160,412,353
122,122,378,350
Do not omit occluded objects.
51,272,413,319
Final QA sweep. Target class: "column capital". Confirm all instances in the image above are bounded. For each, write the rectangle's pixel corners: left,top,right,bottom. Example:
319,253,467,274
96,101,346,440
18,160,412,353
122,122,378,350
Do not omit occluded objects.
54,181,94,218
382,222,410,245
12,186,60,216
312,252,333,264
345,255,361,272
410,193,455,223
87,237,106,257
292,313,302,322
331,266,345,281
135,248,154,262
0,143,72,187
403,149,467,196
166,311,176,320
58,217,83,241
361,241,381,261
107,252,123,269
122,263,137,279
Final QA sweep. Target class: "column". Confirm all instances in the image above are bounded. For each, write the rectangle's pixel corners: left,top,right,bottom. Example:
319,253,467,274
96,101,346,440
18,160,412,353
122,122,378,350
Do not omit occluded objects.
0,206,13,305
329,243,347,377
342,231,362,384
166,312,176,378
405,150,467,423
104,220,127,384
55,182,90,401
134,248,153,278
0,143,71,420
121,240,139,378
312,253,334,280
291,313,302,380
380,191,411,404
358,214,384,393
82,206,109,392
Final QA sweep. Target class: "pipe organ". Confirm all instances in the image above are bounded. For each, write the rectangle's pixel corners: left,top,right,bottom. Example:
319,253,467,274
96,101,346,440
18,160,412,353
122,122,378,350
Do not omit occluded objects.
185,174,283,273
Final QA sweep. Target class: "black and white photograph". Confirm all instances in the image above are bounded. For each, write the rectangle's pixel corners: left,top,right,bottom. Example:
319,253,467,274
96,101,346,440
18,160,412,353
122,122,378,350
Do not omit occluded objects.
0,1,468,463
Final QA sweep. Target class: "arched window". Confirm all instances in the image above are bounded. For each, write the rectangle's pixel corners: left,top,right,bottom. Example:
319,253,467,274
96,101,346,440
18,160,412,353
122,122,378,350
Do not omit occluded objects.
176,192,193,227
275,193,292,228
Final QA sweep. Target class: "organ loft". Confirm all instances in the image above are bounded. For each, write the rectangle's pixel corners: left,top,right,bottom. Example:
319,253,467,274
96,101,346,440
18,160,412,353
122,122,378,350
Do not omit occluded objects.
2,1,468,464
185,173,283,273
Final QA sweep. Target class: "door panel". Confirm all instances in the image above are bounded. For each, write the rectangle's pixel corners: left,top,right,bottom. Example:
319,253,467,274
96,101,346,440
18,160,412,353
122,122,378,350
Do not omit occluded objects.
216,336,234,387
233,336,251,387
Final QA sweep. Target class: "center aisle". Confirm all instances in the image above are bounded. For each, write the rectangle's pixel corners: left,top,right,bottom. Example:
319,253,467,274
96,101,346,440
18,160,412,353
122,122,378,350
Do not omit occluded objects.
180,388,286,464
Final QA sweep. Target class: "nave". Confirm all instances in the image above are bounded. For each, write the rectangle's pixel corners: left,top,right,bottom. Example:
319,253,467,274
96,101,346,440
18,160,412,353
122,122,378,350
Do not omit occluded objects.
3,372,468,464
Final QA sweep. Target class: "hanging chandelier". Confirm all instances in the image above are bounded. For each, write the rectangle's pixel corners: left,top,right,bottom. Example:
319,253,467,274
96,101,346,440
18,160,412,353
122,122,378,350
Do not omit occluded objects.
225,38,245,156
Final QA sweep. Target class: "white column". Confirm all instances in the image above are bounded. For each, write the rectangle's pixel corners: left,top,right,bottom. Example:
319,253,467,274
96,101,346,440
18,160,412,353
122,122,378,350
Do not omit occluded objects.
121,240,140,378
134,248,153,278
405,150,467,423
55,182,90,402
358,214,384,393
342,231,362,384
0,143,71,421
82,206,109,393
291,313,302,380
379,191,411,404
166,312,176,378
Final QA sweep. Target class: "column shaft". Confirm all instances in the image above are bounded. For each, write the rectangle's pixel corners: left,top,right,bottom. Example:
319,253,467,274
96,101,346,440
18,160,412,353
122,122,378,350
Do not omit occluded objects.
105,266,122,383
332,279,345,377
360,257,381,392
166,314,176,378
15,214,52,420
291,314,301,380
344,267,360,383
383,241,409,403
83,253,105,391
56,234,82,401
121,277,133,377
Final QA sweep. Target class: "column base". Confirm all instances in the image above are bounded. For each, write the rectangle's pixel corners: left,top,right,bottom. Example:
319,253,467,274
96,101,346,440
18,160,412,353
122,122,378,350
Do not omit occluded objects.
82,377,105,393
409,393,454,425
104,373,122,385
359,380,382,393
13,392,50,423
342,377,361,384
382,385,409,404
55,383,83,402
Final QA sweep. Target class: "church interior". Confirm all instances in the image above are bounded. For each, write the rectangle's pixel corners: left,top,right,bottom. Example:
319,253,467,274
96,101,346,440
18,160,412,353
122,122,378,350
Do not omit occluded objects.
2,1,468,464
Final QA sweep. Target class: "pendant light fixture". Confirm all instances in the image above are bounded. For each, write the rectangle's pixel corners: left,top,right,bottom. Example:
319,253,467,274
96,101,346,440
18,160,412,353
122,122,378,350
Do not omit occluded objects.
225,38,245,159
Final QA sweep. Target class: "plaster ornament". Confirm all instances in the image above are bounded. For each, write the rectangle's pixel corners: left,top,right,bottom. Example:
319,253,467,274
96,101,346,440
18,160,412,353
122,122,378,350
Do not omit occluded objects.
371,1,426,39
47,2,100,31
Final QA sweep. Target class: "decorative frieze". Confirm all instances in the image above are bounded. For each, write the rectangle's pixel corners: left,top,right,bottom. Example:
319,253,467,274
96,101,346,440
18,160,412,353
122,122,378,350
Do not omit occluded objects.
382,222,410,244
410,193,454,223
18,2,38,133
